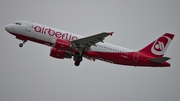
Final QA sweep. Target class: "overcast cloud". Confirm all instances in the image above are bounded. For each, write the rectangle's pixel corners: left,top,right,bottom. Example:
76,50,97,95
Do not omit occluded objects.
0,0,180,101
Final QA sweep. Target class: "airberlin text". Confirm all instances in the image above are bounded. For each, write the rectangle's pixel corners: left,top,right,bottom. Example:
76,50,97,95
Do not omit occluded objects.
34,26,78,41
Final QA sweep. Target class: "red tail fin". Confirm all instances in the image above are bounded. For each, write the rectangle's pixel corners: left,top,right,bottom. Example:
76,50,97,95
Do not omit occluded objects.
139,33,174,57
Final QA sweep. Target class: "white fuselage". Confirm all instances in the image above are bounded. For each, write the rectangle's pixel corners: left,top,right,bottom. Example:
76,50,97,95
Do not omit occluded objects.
7,21,133,53
5,21,172,67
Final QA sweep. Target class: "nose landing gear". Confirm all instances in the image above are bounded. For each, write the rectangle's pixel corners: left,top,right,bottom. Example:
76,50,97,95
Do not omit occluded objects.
19,40,27,47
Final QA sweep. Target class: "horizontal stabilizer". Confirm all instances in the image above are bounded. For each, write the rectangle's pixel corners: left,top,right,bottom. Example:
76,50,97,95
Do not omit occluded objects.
148,57,170,63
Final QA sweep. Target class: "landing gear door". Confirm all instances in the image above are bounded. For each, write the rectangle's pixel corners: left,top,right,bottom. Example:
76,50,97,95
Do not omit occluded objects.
133,52,139,61
25,22,33,32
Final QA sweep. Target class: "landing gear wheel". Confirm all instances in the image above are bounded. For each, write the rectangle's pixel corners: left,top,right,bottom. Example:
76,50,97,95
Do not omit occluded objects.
74,62,80,66
73,50,84,66
77,56,83,62
19,40,27,48
19,43,23,47
74,52,83,62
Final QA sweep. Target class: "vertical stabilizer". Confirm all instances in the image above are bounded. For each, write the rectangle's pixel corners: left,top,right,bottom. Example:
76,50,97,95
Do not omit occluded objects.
139,33,174,57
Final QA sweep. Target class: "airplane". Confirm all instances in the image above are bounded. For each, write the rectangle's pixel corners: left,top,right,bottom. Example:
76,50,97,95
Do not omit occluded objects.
5,21,174,67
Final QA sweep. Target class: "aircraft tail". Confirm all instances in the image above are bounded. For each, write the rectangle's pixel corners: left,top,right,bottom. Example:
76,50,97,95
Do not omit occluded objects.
139,33,174,57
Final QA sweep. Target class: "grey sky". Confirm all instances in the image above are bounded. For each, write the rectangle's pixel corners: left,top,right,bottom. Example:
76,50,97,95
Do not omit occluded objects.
0,0,180,101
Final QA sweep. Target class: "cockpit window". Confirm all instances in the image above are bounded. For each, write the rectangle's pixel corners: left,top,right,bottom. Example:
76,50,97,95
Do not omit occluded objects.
15,22,21,25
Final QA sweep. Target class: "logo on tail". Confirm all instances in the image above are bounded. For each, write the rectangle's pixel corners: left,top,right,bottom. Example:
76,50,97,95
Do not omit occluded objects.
151,36,171,55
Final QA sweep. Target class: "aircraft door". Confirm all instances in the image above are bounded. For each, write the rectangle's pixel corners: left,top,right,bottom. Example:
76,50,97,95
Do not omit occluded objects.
133,52,139,61
25,22,33,32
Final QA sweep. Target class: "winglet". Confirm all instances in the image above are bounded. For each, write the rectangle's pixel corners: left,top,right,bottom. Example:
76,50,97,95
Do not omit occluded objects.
109,32,114,36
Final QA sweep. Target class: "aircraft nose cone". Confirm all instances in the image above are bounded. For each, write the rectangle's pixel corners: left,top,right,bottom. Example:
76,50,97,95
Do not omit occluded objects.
5,25,9,31
5,24,12,32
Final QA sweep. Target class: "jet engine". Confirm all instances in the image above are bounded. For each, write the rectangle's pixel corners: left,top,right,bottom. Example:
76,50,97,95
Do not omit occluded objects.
54,38,76,50
50,47,71,59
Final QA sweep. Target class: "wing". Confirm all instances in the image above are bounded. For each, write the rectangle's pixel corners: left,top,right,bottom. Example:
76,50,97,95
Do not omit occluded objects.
72,32,114,51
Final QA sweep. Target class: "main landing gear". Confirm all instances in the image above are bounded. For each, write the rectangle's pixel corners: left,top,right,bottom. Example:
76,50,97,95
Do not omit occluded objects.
19,40,27,47
74,52,83,66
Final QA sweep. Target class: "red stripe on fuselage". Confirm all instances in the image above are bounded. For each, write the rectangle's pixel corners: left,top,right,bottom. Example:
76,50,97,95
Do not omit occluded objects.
10,32,170,67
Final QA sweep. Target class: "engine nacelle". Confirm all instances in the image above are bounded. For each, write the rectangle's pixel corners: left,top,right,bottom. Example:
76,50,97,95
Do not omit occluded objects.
54,38,76,50
50,47,71,59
